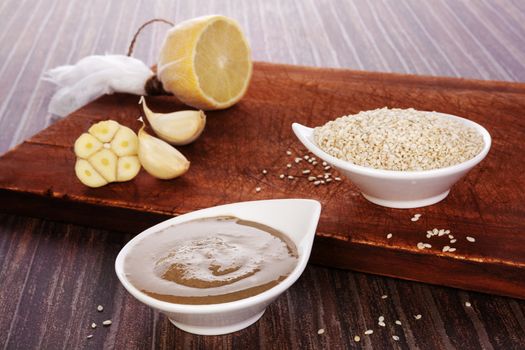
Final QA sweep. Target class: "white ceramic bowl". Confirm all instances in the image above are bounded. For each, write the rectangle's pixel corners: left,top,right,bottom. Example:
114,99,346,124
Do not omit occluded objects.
293,112,491,208
115,199,321,335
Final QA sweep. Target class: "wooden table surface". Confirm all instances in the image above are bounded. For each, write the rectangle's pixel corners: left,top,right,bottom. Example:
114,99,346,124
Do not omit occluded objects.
1,0,524,349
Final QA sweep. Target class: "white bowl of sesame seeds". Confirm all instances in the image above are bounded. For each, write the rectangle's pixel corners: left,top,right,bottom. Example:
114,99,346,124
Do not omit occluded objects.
292,108,491,209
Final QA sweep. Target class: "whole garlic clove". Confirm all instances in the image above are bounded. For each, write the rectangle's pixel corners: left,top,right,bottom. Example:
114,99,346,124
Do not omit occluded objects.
139,96,206,145
138,125,190,179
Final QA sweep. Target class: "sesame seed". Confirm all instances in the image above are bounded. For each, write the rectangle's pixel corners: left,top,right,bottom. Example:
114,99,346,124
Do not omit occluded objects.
445,229,451,234
387,233,393,239
322,161,327,166
466,236,476,242
392,335,400,341
465,301,471,307
381,294,388,299
311,157,316,162
414,314,422,320
302,169,311,174
423,243,432,248
427,230,433,235
87,335,93,339
102,320,112,326
438,229,446,236
426,233,432,239
308,159,313,163
262,169,267,175
395,320,402,325
317,328,325,335
411,217,419,222
326,178,333,183
304,155,310,160
286,150,292,155
417,242,425,250
378,316,385,322
364,330,374,335
378,321,386,327
324,165,331,170
279,174,285,179
450,239,457,243
255,187,261,193
312,161,318,165
433,228,438,235
295,157,302,163
320,180,325,184
448,234,454,239
335,177,342,181
442,246,450,252
91,323,97,329
287,175,294,180
354,335,361,342
97,305,103,312
286,163,292,168
308,176,316,181
448,247,457,252
314,181,321,186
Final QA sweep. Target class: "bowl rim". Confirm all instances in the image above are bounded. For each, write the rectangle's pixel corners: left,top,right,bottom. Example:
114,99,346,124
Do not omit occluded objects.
114,198,321,314
292,111,492,179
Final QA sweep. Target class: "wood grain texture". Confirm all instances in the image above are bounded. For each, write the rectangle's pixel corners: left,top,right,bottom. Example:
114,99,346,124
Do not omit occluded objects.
1,62,525,300
1,0,525,349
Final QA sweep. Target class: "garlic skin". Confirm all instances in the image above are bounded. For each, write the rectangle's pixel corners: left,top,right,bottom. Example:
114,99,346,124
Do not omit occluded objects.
138,126,190,179
140,96,206,145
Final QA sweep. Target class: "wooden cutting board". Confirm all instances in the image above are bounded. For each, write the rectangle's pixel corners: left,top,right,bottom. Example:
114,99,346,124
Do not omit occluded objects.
1,62,524,299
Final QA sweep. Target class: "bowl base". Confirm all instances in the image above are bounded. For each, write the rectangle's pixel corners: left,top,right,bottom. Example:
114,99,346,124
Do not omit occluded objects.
168,310,266,335
362,190,450,209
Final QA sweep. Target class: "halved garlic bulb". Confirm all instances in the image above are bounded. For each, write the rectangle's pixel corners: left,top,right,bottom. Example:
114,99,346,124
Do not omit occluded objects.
138,124,190,180
139,96,206,145
74,120,140,187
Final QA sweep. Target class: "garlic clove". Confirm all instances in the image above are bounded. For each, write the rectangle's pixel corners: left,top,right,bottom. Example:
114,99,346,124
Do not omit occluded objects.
75,159,108,188
74,133,103,159
140,96,206,145
138,126,190,179
117,156,141,182
110,125,139,157
88,120,120,143
88,149,118,182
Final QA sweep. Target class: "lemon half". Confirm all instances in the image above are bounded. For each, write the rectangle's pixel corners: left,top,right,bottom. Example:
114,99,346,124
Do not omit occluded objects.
157,15,253,110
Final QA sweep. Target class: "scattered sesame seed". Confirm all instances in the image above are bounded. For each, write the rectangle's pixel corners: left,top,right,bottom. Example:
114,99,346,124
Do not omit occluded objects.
411,217,419,222
255,187,261,193
311,157,316,162
465,301,471,307
262,169,267,175
97,305,103,312
438,229,446,236
334,177,341,181
302,169,311,174
427,230,433,235
387,233,393,239
304,155,310,160
381,294,388,299
308,159,314,163
417,242,425,250
414,314,422,320
286,163,292,168
317,174,323,178
395,320,402,325
317,328,325,335
322,162,327,166
392,335,400,341
442,246,450,252
102,320,112,326
411,214,421,222
466,236,476,242
364,330,374,335
433,228,439,235
426,234,432,239
450,239,457,243
320,180,326,184
448,234,454,239
445,229,451,234
354,335,361,342
312,161,318,165
295,157,302,163
448,247,457,252
314,181,321,186
286,150,292,155
87,335,93,339
326,178,333,183
91,323,97,329
378,316,385,322
324,172,331,176
287,175,294,180
423,243,432,248
308,176,316,181
378,321,386,327
324,165,331,170
279,174,285,179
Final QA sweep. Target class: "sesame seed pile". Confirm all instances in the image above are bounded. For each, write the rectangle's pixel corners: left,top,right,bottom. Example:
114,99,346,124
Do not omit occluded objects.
313,107,484,171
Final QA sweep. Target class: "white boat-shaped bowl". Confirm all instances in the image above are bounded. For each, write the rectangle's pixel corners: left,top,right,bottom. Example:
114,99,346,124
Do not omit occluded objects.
292,112,491,208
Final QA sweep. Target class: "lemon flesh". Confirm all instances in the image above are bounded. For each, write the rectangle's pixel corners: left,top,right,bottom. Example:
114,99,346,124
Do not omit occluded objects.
157,15,252,110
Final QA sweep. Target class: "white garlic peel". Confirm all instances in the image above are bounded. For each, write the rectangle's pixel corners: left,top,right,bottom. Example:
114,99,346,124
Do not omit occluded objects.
139,96,206,145
138,125,190,179
74,120,141,187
